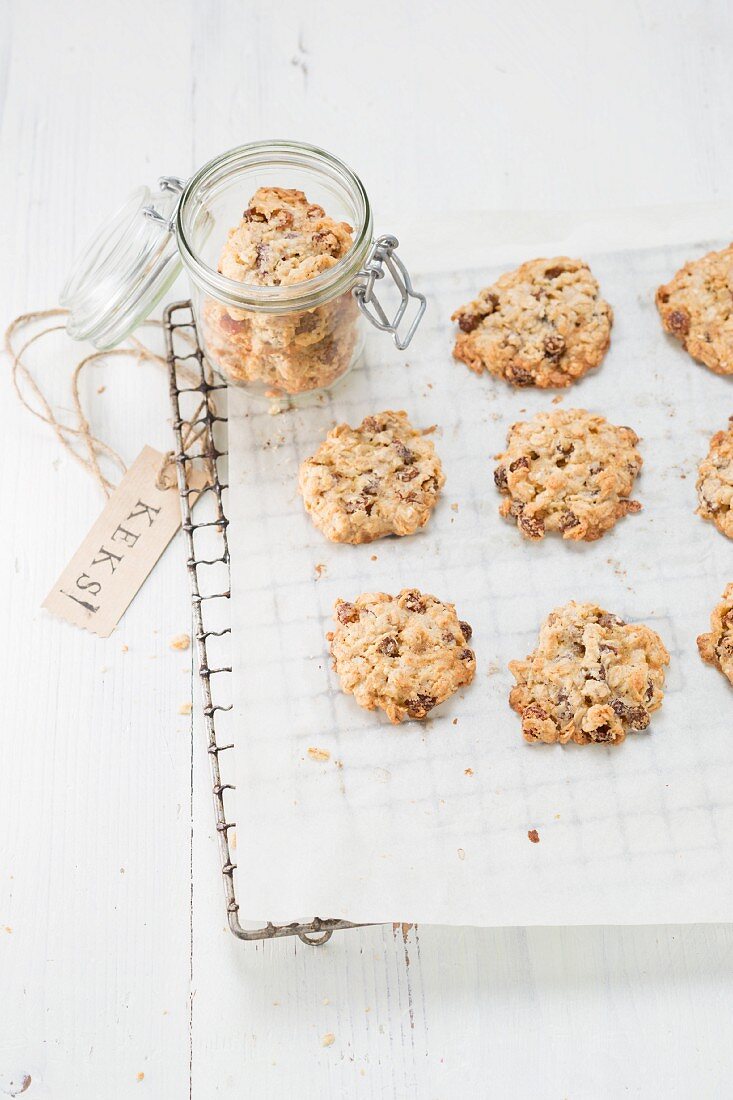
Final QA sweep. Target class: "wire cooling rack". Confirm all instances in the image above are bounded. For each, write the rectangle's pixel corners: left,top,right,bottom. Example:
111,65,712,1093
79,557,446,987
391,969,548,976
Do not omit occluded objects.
164,300,363,945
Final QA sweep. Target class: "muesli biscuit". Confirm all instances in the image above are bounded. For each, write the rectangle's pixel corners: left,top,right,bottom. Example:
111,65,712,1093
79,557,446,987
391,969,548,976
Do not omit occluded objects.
697,584,733,686
452,257,613,388
203,186,359,395
697,417,733,539
509,601,669,745
299,411,444,544
328,589,475,723
493,408,642,541
218,186,353,287
656,244,733,376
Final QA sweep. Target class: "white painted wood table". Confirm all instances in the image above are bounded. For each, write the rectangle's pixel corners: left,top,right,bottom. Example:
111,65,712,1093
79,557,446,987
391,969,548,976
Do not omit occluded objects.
2,2,733,1096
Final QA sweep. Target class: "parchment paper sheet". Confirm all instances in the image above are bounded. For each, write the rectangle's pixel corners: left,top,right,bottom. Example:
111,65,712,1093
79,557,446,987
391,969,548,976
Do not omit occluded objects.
228,210,733,926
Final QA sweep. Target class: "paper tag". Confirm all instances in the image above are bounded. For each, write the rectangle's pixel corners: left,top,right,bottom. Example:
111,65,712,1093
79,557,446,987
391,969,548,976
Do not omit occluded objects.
43,446,208,637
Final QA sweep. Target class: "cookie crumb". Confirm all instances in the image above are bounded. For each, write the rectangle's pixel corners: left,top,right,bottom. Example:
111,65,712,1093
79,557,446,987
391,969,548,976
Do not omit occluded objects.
178,701,192,715
314,562,327,579
464,767,474,776
321,1032,336,1047
137,1072,145,1082
451,502,459,512
528,829,540,843
370,554,378,561
170,633,191,651
307,747,331,762
457,847,466,860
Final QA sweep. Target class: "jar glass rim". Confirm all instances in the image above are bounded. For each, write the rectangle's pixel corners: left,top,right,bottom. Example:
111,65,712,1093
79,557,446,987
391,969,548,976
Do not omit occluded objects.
175,140,373,312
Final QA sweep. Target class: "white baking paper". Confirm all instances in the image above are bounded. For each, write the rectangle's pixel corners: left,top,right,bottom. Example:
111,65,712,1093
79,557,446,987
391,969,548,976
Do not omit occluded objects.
228,213,733,926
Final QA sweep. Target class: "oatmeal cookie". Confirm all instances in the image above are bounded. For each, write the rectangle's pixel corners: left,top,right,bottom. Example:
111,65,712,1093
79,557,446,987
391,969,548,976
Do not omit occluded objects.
697,417,733,539
328,589,476,723
509,601,669,745
219,186,354,287
203,295,358,395
299,411,445,544
205,187,358,395
493,408,642,541
697,584,733,686
656,244,733,376
452,257,613,388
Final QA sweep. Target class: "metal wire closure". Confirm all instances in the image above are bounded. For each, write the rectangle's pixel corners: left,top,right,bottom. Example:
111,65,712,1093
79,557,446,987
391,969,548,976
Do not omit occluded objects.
165,300,366,946
142,176,186,229
353,234,427,350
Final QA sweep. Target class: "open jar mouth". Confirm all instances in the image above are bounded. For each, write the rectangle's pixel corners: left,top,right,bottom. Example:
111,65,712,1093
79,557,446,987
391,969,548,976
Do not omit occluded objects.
176,140,374,314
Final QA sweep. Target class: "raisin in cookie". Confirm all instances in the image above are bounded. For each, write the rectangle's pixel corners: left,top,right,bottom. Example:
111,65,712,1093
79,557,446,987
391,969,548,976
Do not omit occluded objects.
452,257,613,388
204,187,358,395
328,589,475,723
697,417,733,539
697,584,733,687
299,411,445,544
494,408,642,541
656,244,733,376
509,602,669,745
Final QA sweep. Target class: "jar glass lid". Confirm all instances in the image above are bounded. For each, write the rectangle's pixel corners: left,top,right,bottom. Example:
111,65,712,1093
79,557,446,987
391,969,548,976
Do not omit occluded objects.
60,180,184,350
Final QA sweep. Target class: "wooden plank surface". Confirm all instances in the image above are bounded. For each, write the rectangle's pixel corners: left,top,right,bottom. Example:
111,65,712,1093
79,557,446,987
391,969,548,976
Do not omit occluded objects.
2,1,733,1097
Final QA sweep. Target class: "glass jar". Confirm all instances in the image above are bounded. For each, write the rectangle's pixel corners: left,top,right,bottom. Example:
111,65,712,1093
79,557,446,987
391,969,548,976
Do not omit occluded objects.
61,140,425,399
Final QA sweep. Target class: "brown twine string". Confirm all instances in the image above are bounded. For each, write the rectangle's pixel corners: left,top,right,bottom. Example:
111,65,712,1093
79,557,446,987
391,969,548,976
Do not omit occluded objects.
5,308,208,498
